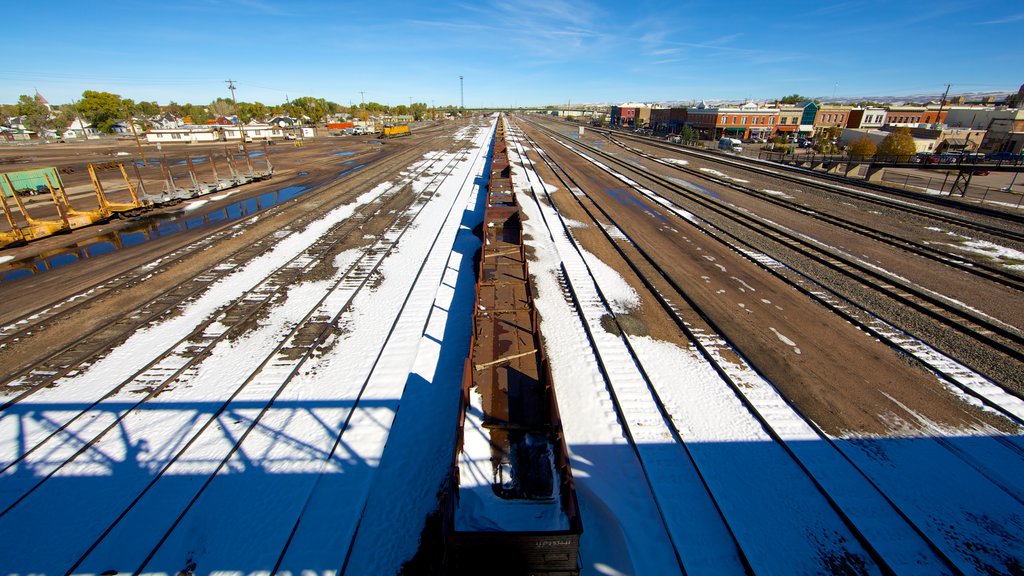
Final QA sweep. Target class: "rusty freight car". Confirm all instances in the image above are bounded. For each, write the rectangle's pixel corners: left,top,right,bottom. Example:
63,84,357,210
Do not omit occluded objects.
444,116,582,575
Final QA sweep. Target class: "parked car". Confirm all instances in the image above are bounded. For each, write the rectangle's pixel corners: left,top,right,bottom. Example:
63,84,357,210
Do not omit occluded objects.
718,137,742,153
914,153,940,164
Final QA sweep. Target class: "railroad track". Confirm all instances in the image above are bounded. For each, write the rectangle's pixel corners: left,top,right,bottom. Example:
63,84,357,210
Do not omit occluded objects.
526,117,1024,388
0,140,470,502
511,117,1024,575
506,120,924,574
599,133,1024,293
578,121,1024,244
0,133,457,387
0,123,491,574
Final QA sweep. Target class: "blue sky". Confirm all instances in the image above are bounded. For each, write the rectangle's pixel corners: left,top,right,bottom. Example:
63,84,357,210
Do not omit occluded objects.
3,0,1022,107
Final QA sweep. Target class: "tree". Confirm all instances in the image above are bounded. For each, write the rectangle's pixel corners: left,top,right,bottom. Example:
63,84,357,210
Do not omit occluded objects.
135,101,161,117
876,127,917,160
680,125,699,144
815,126,844,154
237,101,269,123
208,97,236,118
780,94,809,105
847,137,877,159
78,90,126,132
15,94,50,132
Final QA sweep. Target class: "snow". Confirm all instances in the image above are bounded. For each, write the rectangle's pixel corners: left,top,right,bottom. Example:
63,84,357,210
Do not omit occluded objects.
0,255,13,265
4,116,1024,575
0,120,497,576
923,228,1024,270
507,124,885,575
455,388,569,532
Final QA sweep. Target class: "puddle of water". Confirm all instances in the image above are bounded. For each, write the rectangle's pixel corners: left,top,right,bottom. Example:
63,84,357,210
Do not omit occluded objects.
331,151,356,157
669,177,720,199
175,157,209,165
605,189,669,223
298,171,309,176
1,183,308,282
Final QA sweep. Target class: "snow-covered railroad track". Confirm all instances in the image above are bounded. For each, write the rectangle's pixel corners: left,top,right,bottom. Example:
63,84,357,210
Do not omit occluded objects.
0,146,463,483
0,120,495,575
519,119,1024,575
530,118,1024,401
0,137,451,380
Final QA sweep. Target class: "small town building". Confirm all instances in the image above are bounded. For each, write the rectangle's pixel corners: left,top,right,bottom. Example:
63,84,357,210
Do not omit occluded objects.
813,105,853,135
847,107,887,129
685,101,779,140
649,107,687,134
610,102,651,128
145,127,219,143
883,106,946,128
223,124,283,141
839,128,938,154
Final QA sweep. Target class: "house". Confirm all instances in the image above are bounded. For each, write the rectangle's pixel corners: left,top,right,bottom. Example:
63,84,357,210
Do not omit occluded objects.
149,113,183,129
209,115,239,126
268,115,300,128
112,120,145,135
64,118,99,139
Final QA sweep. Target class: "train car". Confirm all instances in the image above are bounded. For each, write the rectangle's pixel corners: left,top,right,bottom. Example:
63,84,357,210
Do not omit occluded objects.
379,124,411,139
443,115,582,575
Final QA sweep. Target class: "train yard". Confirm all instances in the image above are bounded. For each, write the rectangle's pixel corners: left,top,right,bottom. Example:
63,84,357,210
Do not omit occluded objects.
0,113,1022,575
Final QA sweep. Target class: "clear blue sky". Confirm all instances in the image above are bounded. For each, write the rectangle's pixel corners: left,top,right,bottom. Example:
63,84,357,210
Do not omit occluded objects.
3,0,1022,108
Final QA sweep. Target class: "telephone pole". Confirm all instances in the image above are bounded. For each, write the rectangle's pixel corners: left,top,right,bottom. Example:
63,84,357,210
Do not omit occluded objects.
934,83,952,129
225,79,250,172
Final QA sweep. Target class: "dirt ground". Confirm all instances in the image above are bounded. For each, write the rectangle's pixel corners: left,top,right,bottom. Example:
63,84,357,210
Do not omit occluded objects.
517,119,1018,438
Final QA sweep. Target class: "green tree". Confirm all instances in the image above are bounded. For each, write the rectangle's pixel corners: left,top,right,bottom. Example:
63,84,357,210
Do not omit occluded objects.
15,94,50,132
78,90,126,132
847,137,877,159
135,101,161,117
680,125,699,144
237,101,269,123
780,94,809,104
876,127,917,160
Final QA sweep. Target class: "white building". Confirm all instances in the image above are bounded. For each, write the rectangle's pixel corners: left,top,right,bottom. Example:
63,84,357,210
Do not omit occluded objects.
146,127,219,143
223,124,283,141
64,118,99,139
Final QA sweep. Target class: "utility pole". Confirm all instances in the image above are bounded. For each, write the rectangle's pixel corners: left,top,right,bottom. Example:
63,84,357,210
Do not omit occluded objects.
225,79,250,173
460,75,464,111
125,104,147,164
934,83,952,129
359,91,367,123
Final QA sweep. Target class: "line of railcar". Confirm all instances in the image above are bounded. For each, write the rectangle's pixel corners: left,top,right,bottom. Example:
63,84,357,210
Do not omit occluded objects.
442,115,582,575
